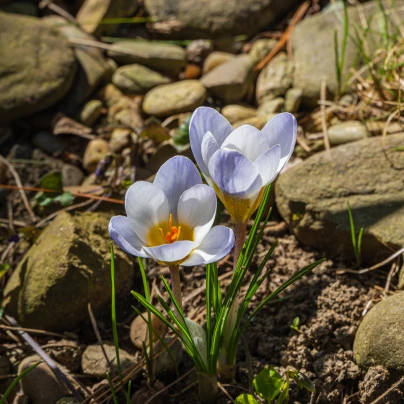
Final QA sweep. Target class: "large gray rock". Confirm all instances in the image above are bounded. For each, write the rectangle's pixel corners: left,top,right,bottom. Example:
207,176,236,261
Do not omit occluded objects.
2,212,134,332
44,16,112,115
107,41,186,74
275,133,404,263
292,0,404,107
0,12,76,123
354,293,404,371
201,54,255,103
145,0,301,39
143,80,206,116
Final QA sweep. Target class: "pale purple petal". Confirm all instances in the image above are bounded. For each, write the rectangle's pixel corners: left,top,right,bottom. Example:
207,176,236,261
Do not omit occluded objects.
125,181,169,242
177,184,216,245
144,240,196,263
208,148,262,198
190,107,233,175
221,125,269,161
153,156,202,221
201,131,220,169
261,112,297,172
254,144,281,186
109,216,148,258
181,226,235,266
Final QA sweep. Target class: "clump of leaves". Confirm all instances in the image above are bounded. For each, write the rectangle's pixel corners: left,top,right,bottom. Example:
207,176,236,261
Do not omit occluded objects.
235,366,315,404
33,172,74,208
290,316,300,332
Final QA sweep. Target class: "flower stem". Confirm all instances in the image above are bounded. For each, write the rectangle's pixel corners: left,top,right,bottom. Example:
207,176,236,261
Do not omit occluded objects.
169,265,183,318
198,372,218,403
233,221,247,271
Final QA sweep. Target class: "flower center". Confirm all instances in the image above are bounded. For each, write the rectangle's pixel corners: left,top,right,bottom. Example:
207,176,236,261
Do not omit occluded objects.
147,214,194,247
159,214,181,244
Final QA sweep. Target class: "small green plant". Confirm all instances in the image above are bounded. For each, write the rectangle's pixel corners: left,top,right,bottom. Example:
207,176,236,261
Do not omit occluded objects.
33,172,74,208
235,366,315,404
347,202,364,268
290,316,300,332
334,0,349,95
173,114,192,145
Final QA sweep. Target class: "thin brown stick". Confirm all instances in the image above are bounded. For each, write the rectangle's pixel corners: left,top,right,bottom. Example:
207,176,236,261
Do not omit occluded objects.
87,303,112,372
0,324,66,339
254,1,310,71
320,80,331,151
370,375,404,404
218,382,235,403
0,156,37,223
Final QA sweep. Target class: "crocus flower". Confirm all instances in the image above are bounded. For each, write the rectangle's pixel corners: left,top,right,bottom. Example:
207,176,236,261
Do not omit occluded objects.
109,156,235,266
189,107,297,223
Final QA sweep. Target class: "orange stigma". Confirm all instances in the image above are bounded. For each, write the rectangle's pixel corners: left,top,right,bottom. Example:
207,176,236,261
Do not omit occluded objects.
159,214,181,244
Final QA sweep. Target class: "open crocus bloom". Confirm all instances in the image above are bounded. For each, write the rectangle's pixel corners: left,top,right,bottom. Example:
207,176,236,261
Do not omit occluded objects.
109,156,235,266
190,107,297,223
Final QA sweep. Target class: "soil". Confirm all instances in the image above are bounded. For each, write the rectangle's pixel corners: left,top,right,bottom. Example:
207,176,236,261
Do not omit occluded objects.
1,143,403,404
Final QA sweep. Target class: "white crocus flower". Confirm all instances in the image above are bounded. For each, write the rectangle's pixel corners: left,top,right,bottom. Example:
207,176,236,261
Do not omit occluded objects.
109,156,235,266
190,107,297,223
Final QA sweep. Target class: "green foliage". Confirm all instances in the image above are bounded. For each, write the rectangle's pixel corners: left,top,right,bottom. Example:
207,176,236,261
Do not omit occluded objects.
236,366,315,404
173,115,192,145
290,316,300,332
334,0,349,95
0,362,41,404
33,172,74,208
347,202,364,268
0,264,10,280
253,366,284,402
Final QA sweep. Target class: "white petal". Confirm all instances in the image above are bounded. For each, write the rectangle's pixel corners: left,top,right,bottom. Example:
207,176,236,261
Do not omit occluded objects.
153,156,202,221
181,226,235,266
144,240,196,263
201,131,220,168
177,184,216,245
208,148,262,198
189,107,233,176
261,112,297,172
125,181,169,242
109,216,148,258
254,144,281,186
221,125,269,161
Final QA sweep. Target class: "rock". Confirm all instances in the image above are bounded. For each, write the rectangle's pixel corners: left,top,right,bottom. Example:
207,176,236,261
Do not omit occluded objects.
81,344,136,376
131,380,168,404
32,132,69,156
202,51,235,74
328,121,370,146
8,143,33,160
62,165,84,187
112,64,171,95
19,355,69,404
256,52,293,104
79,100,103,126
221,105,257,125
108,128,133,153
145,0,301,39
153,339,183,378
249,38,277,64
201,54,255,103
83,138,110,173
56,398,80,404
143,80,206,117
354,292,404,370
2,211,134,331
43,16,111,116
130,313,167,349
43,340,83,373
186,40,213,64
275,133,404,263
107,41,186,74
257,98,284,115
0,1,38,16
145,144,178,173
292,1,404,108
77,0,138,36
0,12,76,123
284,88,303,113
